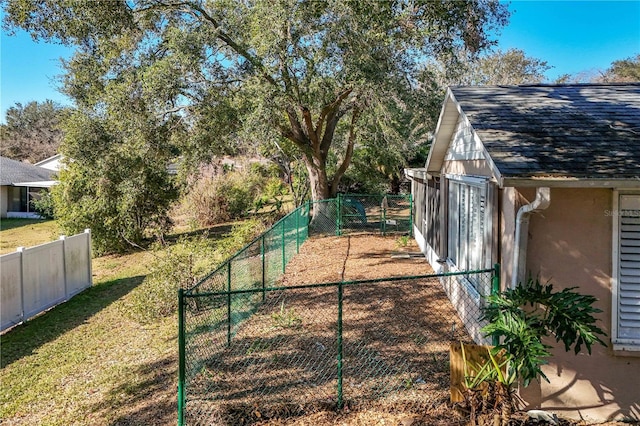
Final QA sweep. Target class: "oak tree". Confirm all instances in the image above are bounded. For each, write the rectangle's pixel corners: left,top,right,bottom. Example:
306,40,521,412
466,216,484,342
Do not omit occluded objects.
4,0,509,207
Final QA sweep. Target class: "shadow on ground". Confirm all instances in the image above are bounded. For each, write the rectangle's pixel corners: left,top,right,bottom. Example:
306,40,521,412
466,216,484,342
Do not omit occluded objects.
0,275,145,368
92,356,178,426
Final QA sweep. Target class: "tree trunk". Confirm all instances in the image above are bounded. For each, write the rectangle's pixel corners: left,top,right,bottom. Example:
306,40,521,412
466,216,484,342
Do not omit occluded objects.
305,156,331,202
304,155,336,233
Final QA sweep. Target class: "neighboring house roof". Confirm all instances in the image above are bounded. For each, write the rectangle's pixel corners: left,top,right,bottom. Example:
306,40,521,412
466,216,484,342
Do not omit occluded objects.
0,156,55,186
428,83,640,186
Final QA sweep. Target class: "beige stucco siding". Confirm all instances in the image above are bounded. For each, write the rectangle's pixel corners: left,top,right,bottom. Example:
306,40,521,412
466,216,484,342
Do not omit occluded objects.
515,187,640,422
0,186,8,218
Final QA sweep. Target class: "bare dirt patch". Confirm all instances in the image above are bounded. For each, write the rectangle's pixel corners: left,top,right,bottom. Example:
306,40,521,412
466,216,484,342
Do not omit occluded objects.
183,235,477,424
183,235,633,426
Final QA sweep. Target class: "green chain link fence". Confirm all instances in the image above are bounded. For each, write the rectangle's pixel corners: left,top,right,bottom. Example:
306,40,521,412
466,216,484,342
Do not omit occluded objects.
308,193,412,236
178,195,499,425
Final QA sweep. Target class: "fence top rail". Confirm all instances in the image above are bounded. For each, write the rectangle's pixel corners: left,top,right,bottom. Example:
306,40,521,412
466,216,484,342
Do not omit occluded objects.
184,194,414,295
341,193,410,199
183,267,496,299
185,205,309,295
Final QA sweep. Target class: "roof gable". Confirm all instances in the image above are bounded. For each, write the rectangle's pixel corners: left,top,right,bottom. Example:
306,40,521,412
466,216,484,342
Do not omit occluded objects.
428,83,640,185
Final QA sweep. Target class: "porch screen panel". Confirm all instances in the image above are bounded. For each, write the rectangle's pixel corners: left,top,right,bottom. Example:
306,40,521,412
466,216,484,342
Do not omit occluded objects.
426,178,441,254
618,195,640,340
448,182,462,266
413,179,425,237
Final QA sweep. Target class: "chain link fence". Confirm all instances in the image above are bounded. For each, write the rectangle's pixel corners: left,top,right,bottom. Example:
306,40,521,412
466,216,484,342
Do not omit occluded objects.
178,196,498,425
308,193,412,236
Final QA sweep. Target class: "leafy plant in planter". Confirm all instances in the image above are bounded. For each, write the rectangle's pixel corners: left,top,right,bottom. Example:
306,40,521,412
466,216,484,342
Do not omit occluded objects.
460,342,518,426
460,278,607,425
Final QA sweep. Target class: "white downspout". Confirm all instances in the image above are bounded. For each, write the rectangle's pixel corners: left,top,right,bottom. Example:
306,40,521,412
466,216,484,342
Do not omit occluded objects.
511,187,551,289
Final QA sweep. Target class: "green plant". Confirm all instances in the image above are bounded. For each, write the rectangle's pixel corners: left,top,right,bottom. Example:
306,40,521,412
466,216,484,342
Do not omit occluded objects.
271,301,302,329
396,235,410,248
253,177,289,214
31,190,55,219
459,342,517,425
184,168,264,226
481,278,607,387
124,219,266,323
458,279,607,425
52,110,178,255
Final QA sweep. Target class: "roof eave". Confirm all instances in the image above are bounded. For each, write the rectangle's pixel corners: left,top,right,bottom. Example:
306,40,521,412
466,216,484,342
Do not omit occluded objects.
502,177,640,189
404,168,427,181
11,180,59,188
426,88,459,173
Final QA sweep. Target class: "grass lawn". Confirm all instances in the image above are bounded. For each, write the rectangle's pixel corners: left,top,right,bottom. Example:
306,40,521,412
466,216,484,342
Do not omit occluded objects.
0,248,179,425
0,219,264,425
0,219,61,254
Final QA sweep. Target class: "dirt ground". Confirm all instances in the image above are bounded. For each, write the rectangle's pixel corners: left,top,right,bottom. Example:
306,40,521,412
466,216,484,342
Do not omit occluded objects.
181,234,634,426
184,234,470,424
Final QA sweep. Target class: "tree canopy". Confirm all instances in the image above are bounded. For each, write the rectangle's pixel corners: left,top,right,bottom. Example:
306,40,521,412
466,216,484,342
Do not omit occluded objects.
0,100,66,163
4,0,509,204
601,53,640,82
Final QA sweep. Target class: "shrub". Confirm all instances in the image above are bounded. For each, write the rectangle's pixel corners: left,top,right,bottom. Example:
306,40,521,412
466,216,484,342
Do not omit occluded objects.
253,177,288,214
459,278,607,425
481,278,607,388
31,190,55,219
124,218,267,323
183,168,264,226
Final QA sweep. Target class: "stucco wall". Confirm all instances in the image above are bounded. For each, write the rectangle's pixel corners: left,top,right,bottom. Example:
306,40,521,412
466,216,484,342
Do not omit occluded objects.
514,187,640,422
0,185,7,218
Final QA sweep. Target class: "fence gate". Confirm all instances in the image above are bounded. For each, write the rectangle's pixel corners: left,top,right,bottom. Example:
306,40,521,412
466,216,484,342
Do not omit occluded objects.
308,193,413,237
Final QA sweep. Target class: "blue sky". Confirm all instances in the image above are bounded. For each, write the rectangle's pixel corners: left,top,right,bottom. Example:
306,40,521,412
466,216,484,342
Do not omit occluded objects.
1,1,639,121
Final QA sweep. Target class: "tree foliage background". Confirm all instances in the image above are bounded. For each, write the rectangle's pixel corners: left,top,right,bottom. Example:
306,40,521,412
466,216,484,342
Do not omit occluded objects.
0,100,65,163
1,0,519,250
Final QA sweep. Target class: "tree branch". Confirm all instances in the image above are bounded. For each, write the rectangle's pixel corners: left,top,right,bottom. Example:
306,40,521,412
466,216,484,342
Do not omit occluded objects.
330,108,360,196
301,107,320,151
285,107,306,144
177,1,278,86
315,88,353,140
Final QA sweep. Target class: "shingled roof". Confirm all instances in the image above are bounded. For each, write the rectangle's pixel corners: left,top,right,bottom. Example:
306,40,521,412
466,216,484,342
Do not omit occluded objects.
0,156,54,185
448,83,640,181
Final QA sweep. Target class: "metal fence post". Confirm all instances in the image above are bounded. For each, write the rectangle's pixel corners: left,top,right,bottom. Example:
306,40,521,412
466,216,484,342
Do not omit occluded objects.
336,195,342,236
491,263,501,346
382,206,387,236
177,289,186,426
281,220,286,273
296,205,300,253
227,261,232,347
261,234,266,302
336,280,344,409
306,200,311,240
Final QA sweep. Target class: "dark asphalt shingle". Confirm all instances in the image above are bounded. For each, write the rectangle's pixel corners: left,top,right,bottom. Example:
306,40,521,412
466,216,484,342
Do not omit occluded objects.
0,156,54,185
450,83,640,179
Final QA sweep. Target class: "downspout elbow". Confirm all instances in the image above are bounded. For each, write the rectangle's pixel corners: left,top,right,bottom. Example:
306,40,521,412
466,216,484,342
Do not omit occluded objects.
511,187,551,289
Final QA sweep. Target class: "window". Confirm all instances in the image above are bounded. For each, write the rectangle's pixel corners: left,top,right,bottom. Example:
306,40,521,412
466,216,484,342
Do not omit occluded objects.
8,187,27,212
447,176,491,295
7,186,44,214
613,194,640,350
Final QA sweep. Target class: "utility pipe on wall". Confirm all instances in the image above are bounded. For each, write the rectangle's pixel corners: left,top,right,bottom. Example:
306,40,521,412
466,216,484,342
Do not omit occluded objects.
511,187,551,289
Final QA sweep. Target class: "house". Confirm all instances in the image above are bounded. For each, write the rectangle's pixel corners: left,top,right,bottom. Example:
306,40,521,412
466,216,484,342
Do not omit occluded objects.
406,83,640,422
0,156,56,218
35,153,64,172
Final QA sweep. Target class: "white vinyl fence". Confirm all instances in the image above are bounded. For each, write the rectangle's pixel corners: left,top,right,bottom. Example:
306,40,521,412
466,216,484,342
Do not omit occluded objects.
1,229,93,332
